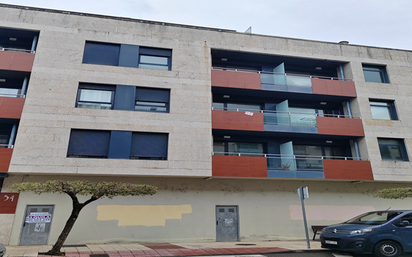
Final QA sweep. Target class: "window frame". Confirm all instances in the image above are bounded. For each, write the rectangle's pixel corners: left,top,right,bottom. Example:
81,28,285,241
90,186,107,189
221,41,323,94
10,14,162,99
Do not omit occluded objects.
135,87,170,113
369,99,398,120
362,64,389,83
138,46,172,71
67,129,111,158
130,132,168,160
76,83,115,110
378,138,408,161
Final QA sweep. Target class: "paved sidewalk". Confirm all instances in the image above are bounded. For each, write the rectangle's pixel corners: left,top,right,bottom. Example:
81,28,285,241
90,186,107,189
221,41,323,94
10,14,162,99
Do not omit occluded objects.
5,241,324,257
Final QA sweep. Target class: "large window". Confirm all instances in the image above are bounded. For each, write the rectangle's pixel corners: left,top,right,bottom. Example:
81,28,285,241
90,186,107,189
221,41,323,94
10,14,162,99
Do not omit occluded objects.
67,130,111,158
82,42,120,66
135,87,170,113
130,132,168,160
378,138,408,161
369,99,398,120
138,47,171,70
82,42,172,70
67,129,168,160
76,84,170,113
363,64,389,83
76,84,115,110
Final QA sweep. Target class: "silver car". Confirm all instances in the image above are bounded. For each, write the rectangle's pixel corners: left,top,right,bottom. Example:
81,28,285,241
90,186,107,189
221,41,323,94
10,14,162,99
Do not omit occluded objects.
0,243,5,257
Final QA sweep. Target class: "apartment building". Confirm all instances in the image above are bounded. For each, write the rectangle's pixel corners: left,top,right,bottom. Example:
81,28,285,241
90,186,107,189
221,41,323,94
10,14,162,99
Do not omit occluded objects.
1,4,412,246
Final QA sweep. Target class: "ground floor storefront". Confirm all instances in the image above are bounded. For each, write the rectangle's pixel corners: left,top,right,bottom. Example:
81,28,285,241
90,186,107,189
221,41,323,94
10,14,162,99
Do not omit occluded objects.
1,175,411,245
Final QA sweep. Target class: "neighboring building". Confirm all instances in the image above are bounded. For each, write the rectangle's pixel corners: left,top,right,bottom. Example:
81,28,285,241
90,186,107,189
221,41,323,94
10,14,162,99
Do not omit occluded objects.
1,3,412,246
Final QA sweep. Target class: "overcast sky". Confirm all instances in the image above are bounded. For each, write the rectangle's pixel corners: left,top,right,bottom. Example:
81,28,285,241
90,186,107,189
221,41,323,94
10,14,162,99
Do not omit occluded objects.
2,0,411,50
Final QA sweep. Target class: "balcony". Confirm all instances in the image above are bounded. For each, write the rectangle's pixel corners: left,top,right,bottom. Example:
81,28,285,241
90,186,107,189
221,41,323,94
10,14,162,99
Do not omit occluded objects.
212,108,363,136
0,96,25,119
211,69,261,90
212,68,356,98
212,152,372,180
0,50,35,72
0,148,13,172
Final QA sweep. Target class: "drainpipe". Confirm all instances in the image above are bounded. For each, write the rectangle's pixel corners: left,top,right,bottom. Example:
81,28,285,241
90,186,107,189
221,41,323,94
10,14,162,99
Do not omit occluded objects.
354,140,360,160
21,77,28,97
339,65,345,81
8,124,17,148
31,35,38,53
346,102,352,118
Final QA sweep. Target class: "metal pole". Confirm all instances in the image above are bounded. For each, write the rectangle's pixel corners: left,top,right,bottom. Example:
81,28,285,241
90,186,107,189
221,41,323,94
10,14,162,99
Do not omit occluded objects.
346,101,352,118
8,124,17,148
300,188,311,249
354,140,360,160
21,77,28,96
31,35,38,53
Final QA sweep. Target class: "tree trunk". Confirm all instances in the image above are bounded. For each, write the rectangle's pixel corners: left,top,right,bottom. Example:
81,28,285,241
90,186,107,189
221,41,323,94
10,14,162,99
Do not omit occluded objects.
46,205,83,255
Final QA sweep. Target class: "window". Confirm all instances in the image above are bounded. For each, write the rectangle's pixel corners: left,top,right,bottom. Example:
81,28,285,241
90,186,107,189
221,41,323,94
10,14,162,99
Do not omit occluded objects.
363,64,389,83
369,99,398,120
138,47,171,70
67,130,111,158
135,87,170,112
130,132,168,160
76,84,115,110
82,42,172,70
67,129,168,160
82,42,120,66
76,84,170,112
378,138,408,161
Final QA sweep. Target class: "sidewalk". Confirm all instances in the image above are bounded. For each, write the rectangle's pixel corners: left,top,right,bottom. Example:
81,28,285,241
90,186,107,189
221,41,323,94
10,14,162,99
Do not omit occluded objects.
5,240,325,257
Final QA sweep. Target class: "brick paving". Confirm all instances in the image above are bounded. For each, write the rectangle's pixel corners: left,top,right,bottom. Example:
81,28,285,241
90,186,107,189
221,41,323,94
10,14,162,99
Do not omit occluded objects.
6,241,323,257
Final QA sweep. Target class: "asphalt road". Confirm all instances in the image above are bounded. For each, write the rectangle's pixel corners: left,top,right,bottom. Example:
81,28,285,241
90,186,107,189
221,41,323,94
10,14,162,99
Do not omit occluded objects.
261,250,412,257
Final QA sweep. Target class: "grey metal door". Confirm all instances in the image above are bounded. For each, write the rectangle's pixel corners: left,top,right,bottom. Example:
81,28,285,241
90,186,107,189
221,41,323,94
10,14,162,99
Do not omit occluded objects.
19,205,54,245
216,206,239,242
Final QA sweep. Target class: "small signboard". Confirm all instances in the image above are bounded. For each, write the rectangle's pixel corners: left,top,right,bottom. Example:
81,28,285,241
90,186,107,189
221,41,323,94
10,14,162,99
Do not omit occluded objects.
25,212,52,223
0,193,19,214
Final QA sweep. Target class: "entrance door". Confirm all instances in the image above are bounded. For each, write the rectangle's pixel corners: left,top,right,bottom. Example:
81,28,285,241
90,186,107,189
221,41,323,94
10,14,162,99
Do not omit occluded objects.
216,206,239,242
19,205,54,245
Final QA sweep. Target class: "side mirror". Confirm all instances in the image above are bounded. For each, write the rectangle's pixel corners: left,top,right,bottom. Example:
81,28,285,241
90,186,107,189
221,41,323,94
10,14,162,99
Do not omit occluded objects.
399,220,410,227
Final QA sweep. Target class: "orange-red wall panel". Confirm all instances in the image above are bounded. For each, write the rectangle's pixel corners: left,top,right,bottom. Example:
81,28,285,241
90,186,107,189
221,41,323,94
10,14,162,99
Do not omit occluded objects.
211,69,261,90
317,116,364,137
323,159,373,180
0,51,34,72
0,148,13,172
212,155,267,177
0,97,25,119
312,78,357,97
212,110,264,131
0,193,19,214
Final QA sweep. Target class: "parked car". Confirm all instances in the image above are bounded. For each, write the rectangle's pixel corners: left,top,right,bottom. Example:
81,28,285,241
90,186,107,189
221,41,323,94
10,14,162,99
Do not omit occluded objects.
0,243,5,257
320,210,412,257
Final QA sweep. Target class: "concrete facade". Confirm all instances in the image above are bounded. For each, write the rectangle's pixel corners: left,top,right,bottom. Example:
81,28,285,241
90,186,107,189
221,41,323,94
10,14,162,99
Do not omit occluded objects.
1,4,412,246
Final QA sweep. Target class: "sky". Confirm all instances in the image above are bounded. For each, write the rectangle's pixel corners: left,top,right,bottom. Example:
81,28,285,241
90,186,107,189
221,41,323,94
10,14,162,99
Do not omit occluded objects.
1,0,412,50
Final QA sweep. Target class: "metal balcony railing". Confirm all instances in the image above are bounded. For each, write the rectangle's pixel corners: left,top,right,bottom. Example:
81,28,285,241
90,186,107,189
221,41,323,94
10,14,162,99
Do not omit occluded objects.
0,143,13,148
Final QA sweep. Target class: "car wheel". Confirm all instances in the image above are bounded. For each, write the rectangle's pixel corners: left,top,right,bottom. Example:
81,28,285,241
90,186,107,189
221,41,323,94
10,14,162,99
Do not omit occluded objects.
374,240,402,257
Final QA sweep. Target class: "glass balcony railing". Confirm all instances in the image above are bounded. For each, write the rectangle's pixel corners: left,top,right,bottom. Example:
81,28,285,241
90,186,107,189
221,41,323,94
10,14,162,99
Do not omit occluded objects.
213,152,368,171
0,88,24,98
212,67,350,85
212,107,358,127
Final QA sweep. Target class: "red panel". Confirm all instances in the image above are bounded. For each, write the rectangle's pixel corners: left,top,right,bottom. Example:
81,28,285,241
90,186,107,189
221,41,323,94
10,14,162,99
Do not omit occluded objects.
0,193,20,214
211,69,261,90
0,148,13,172
311,78,357,97
0,97,25,119
0,51,34,72
212,155,267,177
323,159,373,180
317,116,364,137
212,110,264,131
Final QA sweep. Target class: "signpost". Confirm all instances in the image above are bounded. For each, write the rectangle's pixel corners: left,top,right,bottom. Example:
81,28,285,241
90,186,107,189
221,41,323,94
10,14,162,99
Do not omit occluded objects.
297,186,310,249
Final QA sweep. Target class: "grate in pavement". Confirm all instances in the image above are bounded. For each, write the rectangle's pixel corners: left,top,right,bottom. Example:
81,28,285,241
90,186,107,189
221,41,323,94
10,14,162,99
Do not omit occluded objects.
89,254,109,257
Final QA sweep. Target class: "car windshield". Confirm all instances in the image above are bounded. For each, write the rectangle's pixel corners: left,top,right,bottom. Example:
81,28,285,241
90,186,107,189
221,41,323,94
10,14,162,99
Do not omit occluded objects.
344,211,402,225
